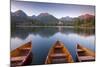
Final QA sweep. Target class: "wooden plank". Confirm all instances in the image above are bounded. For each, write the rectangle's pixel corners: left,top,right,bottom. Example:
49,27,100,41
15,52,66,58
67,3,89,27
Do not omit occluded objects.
79,56,95,61
77,49,84,52
11,56,26,61
50,53,66,57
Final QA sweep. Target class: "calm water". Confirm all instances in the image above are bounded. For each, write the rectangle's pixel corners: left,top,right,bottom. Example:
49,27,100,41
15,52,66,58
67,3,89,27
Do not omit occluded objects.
11,27,95,65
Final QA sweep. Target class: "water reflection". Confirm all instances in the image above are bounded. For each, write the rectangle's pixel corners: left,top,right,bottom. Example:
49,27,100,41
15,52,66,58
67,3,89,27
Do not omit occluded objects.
11,27,95,64
11,27,94,39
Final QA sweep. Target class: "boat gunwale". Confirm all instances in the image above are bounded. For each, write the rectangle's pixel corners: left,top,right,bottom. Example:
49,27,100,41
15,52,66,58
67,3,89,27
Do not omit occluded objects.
21,42,32,65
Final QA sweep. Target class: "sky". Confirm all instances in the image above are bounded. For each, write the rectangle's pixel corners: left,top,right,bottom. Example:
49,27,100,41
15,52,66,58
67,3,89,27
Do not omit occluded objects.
11,0,95,18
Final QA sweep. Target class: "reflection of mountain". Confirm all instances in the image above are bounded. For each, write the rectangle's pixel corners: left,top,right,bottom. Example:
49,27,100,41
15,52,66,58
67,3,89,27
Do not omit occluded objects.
11,27,95,39
11,27,58,39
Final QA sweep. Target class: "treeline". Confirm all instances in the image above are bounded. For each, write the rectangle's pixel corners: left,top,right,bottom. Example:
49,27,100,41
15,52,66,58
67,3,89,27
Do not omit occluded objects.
74,17,95,27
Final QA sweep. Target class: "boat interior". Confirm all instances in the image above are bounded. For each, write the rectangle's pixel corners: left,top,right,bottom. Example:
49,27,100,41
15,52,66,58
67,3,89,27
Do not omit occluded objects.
48,41,71,63
77,45,95,62
11,42,32,66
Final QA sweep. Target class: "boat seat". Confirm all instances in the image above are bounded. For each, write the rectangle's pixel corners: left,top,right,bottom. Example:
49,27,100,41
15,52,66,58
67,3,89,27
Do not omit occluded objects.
77,49,85,53
11,61,22,66
50,53,66,59
51,58,67,63
79,56,95,62
54,46,63,49
20,48,31,50
11,56,26,62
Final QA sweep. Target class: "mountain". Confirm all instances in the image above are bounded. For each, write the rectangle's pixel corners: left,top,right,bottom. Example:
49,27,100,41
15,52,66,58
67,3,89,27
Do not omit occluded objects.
38,13,50,17
79,14,95,20
11,10,95,27
11,10,59,26
31,15,37,19
11,10,28,22
36,13,59,24
13,10,27,17
59,16,75,26
74,14,95,27
60,16,73,21
60,14,94,22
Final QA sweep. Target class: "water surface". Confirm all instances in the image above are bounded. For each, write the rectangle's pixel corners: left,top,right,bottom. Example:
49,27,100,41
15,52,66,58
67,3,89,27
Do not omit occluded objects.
11,27,95,65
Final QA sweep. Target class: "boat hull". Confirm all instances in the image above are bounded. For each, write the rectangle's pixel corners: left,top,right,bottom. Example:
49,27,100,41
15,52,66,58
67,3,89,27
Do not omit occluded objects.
45,41,74,64
11,42,32,67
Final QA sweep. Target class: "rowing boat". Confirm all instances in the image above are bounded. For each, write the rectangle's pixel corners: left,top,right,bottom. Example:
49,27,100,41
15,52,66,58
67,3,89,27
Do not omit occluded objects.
45,40,74,64
11,42,32,66
76,44,95,62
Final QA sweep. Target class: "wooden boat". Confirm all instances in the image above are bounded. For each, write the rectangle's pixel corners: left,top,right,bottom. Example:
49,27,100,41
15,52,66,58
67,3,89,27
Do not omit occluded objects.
76,44,95,62
45,40,74,64
11,42,32,66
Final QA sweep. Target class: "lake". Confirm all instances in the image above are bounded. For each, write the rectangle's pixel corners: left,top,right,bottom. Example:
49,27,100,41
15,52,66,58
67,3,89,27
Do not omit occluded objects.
11,26,95,65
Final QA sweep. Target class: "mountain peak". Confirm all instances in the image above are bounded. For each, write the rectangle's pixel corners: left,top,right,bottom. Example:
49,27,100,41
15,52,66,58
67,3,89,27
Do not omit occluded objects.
60,16,73,21
14,10,27,17
15,10,24,14
31,15,36,18
79,14,94,20
38,13,51,16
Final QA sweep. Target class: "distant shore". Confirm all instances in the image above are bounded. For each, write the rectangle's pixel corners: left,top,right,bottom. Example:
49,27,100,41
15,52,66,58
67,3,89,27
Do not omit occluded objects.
16,25,95,29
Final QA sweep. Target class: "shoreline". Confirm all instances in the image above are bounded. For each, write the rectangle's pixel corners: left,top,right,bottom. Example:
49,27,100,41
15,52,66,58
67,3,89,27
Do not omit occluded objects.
16,25,95,29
